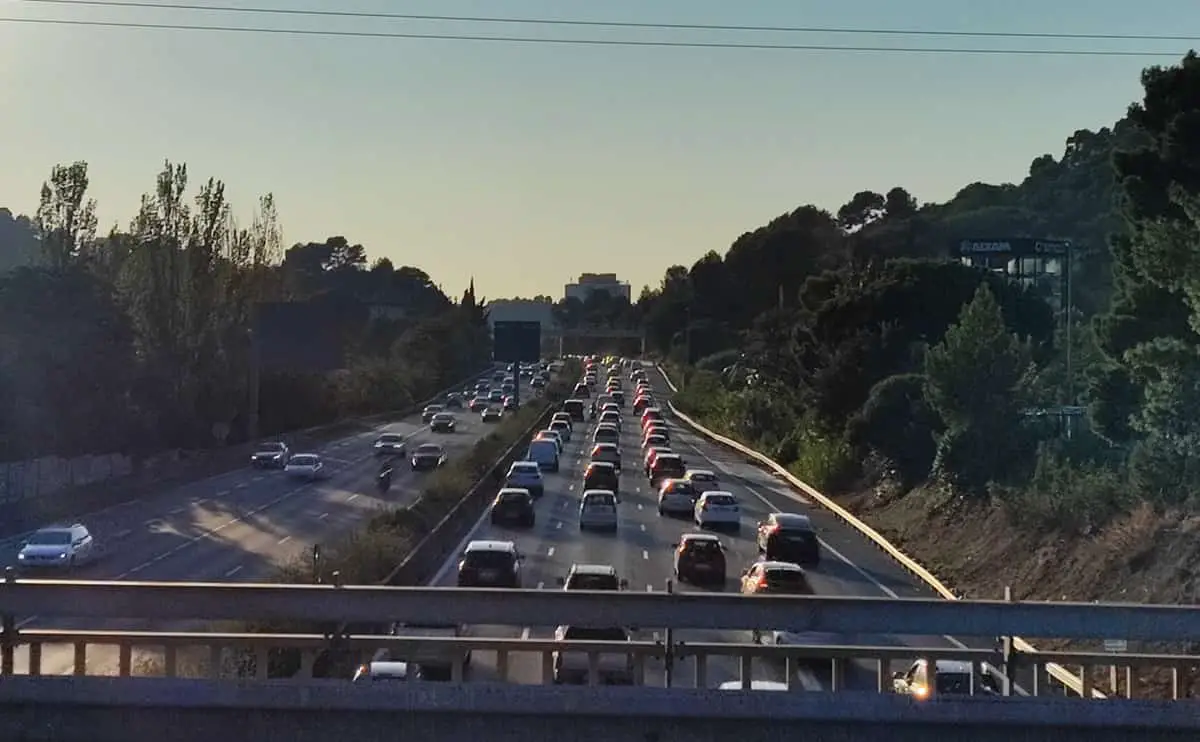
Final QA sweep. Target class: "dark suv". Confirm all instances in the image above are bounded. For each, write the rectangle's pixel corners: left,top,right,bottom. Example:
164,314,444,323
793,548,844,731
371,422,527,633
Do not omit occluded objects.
456,540,522,587
490,489,536,528
673,533,727,586
756,513,820,566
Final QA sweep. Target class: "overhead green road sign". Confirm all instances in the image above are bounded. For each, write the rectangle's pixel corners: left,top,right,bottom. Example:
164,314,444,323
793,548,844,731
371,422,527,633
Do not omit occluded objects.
493,321,542,363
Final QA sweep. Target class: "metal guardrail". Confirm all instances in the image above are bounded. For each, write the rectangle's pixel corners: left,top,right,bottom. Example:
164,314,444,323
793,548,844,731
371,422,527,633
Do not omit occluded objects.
2,580,1199,638
654,364,1107,699
2,630,1195,698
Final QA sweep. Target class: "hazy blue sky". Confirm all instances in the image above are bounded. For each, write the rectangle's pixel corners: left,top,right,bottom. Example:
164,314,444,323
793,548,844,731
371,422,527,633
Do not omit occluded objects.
2,0,1197,298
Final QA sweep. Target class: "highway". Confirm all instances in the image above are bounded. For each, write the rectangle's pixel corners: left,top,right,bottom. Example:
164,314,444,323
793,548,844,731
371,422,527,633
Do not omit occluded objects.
7,370,536,676
428,363,980,691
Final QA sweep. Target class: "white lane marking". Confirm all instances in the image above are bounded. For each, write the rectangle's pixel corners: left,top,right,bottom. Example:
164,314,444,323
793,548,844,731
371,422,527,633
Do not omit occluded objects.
347,493,359,502
114,529,132,539
646,584,654,592
234,483,247,489
640,523,646,532
318,512,329,520
224,565,243,578
637,503,643,511
547,547,555,557
536,581,545,590
521,627,531,640
642,549,649,560
277,535,291,545
218,490,231,496
555,521,562,529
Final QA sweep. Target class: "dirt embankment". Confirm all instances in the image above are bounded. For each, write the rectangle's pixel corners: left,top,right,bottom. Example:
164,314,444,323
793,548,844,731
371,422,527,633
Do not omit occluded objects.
834,484,1200,698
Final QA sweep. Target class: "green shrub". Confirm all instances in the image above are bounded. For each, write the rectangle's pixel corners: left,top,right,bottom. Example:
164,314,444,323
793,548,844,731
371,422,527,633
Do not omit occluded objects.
994,444,1132,534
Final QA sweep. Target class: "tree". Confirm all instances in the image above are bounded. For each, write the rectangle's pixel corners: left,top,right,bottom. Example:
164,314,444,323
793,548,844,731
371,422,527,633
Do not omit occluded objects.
34,162,98,269
924,284,1033,491
837,190,885,231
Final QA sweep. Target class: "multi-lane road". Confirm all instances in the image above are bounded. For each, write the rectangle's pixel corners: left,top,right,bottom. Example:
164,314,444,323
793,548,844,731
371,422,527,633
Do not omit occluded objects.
8,371,536,676
427,364,983,691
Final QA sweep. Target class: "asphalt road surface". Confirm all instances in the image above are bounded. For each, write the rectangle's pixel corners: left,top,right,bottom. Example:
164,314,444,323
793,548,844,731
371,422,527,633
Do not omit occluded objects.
8,371,537,676
425,363,1001,692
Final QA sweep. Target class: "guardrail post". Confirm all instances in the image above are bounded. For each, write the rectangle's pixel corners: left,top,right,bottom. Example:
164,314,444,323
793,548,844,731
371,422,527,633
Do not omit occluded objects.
662,578,674,688
1,567,14,676
312,544,323,585
999,585,1015,697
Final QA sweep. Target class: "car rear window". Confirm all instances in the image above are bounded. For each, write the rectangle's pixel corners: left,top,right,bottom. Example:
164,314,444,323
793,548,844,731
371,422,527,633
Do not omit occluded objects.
563,626,627,641
764,569,812,593
463,551,515,569
498,492,528,504
684,540,722,554
706,494,737,506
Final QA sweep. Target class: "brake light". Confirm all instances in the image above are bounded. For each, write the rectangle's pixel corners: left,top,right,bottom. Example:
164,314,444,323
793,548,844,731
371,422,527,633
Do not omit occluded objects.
755,574,770,590
764,524,781,535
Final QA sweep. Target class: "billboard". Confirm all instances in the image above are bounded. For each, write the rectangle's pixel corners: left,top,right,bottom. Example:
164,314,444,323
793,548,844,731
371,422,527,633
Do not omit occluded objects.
956,238,1070,257
493,320,542,363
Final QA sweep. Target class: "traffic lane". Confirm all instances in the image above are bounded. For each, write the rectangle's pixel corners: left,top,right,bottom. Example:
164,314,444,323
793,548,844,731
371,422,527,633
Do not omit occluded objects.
0,418,430,570
9,413,503,676
659,412,983,691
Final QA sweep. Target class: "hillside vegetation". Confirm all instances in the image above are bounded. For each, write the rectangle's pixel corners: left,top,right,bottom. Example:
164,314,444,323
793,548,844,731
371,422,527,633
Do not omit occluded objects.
643,52,1200,694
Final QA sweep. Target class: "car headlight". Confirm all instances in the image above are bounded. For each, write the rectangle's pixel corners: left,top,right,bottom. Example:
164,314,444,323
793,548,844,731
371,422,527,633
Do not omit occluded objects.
17,553,25,560
58,553,67,559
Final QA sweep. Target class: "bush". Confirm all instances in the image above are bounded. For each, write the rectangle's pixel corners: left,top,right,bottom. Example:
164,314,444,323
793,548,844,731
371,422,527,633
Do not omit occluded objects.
995,443,1132,535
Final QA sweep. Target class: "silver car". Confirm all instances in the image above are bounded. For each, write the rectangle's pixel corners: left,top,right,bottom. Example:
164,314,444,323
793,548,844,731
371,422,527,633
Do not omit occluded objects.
17,524,96,570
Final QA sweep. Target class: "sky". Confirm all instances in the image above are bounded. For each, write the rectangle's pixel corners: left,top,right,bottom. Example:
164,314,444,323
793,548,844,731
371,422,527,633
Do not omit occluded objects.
2,0,1199,299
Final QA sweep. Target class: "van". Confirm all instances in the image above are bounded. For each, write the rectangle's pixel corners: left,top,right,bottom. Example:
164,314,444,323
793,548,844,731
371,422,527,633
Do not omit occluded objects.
526,438,560,472
563,399,585,422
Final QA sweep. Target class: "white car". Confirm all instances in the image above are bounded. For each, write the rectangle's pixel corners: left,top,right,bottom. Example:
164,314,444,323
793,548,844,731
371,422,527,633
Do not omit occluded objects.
579,490,618,531
16,523,96,570
684,469,720,494
285,453,325,479
695,491,740,530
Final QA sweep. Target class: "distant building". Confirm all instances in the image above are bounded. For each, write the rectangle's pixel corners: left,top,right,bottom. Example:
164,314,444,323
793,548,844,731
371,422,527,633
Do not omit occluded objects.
564,273,631,304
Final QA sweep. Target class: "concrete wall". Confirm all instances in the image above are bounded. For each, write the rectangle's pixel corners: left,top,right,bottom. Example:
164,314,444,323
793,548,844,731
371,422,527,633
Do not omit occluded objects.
0,452,136,503
0,677,1193,742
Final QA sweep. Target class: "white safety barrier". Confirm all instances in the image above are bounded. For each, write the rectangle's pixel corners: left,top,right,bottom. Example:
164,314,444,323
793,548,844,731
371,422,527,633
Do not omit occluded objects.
655,364,1103,699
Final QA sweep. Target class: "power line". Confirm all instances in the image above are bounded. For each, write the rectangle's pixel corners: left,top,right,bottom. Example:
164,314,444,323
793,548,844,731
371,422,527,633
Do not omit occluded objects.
0,16,1185,56
13,0,1200,43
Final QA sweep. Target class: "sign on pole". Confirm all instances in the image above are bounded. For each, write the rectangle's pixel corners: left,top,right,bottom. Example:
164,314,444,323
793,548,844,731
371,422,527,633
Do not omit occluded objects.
493,321,542,363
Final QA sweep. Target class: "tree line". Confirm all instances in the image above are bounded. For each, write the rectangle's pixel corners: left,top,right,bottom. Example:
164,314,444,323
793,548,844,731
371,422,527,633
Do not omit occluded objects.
649,51,1200,534
0,161,490,461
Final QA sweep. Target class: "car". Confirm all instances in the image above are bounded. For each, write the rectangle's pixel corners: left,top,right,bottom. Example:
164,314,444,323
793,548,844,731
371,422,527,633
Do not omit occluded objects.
642,433,669,451
640,408,665,431
490,488,536,527
352,661,412,683
649,453,687,486
374,433,407,457
548,419,572,441
410,443,447,471
597,411,621,429
695,491,740,531
589,443,621,471
551,412,573,431
740,560,814,597
444,393,464,409
16,523,95,571
487,389,504,403
430,413,456,433
505,461,544,498
643,446,672,472
387,622,472,681
578,490,618,531
892,659,999,698
657,478,697,516
469,396,489,412
610,390,625,406
481,407,502,423
502,396,518,411
582,461,619,495
284,453,325,480
527,437,561,471
756,513,820,566
684,469,719,494
456,540,522,587
556,563,628,590
562,399,586,422
250,441,289,469
592,424,620,446
422,404,445,424
531,376,546,388
552,626,634,685
534,430,563,454
672,533,727,586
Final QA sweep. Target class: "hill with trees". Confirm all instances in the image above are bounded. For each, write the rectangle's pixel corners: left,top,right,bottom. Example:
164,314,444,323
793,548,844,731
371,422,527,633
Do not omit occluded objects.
647,54,1200,682
0,161,490,462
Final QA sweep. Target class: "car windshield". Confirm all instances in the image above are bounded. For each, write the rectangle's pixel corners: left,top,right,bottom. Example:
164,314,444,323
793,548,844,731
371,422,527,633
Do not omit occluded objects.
425,405,443,412
567,573,618,589
511,463,539,475
416,445,442,455
259,442,285,452
28,530,72,546
498,492,528,504
433,414,452,422
764,569,812,593
290,455,318,466
378,435,403,443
